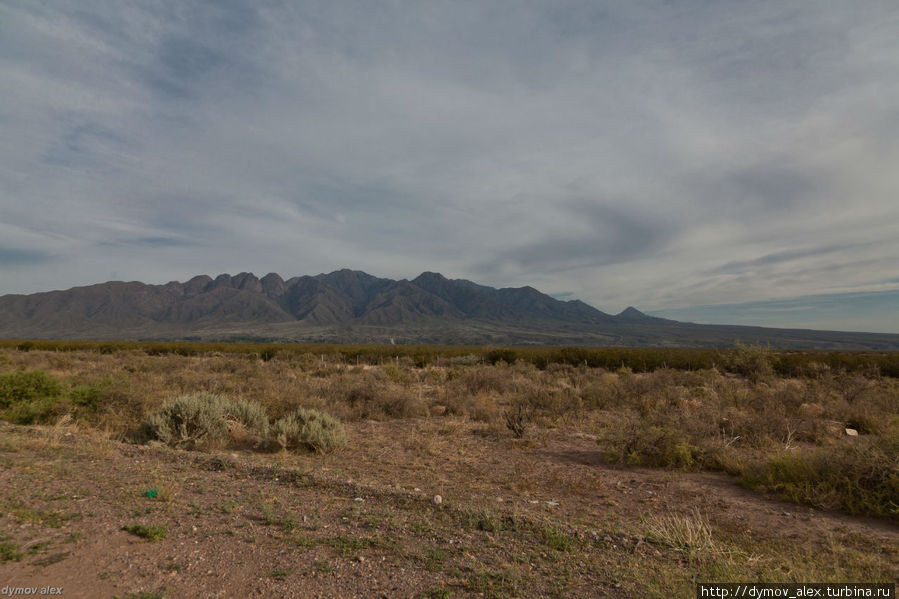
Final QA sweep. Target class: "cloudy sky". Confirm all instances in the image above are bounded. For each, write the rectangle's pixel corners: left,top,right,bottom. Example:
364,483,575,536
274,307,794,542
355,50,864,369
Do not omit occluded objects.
2,1,898,332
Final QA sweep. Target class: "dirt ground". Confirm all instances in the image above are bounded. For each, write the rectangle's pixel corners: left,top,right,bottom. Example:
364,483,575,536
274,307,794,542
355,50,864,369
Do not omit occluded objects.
1,418,897,598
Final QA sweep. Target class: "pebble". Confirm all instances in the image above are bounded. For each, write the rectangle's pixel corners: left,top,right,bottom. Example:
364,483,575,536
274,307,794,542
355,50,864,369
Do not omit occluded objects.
432,495,442,505
354,497,364,502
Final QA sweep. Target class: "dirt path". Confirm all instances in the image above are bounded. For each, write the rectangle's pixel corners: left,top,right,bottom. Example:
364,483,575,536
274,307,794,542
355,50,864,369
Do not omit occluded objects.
1,420,896,598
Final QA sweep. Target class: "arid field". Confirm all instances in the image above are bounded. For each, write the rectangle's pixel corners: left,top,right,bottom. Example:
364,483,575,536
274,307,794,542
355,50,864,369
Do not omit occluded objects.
0,345,897,598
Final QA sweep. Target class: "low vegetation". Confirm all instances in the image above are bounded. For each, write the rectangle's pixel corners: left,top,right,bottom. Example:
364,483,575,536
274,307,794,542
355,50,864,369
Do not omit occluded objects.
0,342,896,523
122,523,168,542
4,338,899,376
0,341,896,596
271,407,347,453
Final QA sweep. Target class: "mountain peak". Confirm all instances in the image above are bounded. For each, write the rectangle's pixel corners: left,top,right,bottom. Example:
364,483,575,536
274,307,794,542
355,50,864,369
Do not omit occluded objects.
616,306,674,324
618,306,646,318
413,271,448,284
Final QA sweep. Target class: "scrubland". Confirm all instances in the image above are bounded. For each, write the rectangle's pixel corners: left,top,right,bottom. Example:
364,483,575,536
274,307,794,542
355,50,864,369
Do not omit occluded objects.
0,344,896,597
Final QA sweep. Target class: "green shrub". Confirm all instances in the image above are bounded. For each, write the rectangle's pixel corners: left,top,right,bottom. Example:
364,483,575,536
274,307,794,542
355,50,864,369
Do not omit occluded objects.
541,525,574,552
122,523,167,542
0,539,23,563
0,370,67,424
741,435,899,520
601,420,702,470
2,397,68,425
0,370,62,408
486,348,517,365
69,384,102,409
271,408,346,453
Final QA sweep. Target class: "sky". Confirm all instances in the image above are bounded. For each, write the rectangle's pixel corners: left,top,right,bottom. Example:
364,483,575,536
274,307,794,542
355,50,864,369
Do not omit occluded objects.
2,1,898,333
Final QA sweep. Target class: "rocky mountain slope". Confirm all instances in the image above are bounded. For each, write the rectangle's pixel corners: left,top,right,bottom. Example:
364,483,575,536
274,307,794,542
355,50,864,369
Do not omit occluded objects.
1,270,898,349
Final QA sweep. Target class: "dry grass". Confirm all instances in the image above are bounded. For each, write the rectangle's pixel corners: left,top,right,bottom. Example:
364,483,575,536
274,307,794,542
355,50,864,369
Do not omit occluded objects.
644,508,720,557
0,346,897,520
1,352,897,599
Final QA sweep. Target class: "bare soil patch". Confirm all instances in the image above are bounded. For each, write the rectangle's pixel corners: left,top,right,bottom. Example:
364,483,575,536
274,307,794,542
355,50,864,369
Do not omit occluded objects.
1,419,896,598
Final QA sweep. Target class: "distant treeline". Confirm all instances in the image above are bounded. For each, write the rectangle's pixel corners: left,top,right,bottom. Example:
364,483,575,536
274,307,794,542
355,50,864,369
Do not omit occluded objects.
2,339,898,378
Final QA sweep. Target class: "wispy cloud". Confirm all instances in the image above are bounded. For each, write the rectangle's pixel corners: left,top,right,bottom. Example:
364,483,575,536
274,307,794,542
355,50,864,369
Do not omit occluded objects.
1,1,897,332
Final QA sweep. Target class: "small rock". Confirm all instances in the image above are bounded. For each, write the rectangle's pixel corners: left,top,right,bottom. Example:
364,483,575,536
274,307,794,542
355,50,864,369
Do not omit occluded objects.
432,495,442,505
544,501,559,507
357,556,365,563
413,488,421,492
354,497,364,502
845,428,859,437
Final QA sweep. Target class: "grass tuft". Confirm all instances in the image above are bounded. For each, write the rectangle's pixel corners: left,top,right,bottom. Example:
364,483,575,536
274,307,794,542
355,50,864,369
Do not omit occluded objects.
122,523,167,542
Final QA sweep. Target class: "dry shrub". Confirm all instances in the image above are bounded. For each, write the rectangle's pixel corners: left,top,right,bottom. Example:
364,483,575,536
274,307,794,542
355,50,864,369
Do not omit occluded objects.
719,384,800,449
382,363,410,384
442,391,499,422
503,402,530,438
721,343,774,382
139,392,231,449
831,384,898,435
452,366,512,396
325,370,426,420
379,392,429,419
448,354,480,366
601,418,703,470
271,407,346,453
138,392,270,450
579,373,626,409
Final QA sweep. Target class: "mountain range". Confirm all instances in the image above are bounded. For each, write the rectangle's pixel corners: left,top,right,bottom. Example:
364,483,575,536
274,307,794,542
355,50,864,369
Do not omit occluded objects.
1,270,898,349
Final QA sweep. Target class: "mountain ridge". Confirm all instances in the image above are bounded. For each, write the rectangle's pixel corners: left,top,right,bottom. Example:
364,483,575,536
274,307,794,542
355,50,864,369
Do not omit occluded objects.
2,271,898,350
